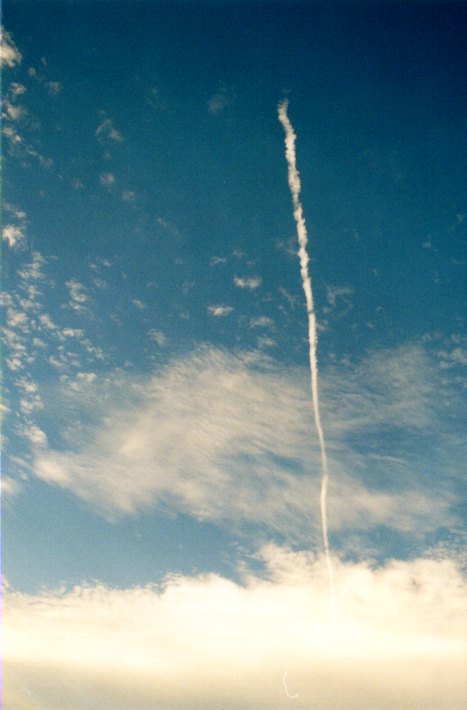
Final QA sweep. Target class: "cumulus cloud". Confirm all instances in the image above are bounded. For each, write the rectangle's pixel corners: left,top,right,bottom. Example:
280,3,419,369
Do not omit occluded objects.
234,275,262,290
2,224,26,249
9,82,26,97
99,172,116,190
3,548,466,710
1,28,22,68
207,304,234,317
65,278,89,311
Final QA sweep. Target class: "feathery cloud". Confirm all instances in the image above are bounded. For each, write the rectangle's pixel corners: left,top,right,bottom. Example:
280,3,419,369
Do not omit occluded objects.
29,345,463,546
96,118,124,143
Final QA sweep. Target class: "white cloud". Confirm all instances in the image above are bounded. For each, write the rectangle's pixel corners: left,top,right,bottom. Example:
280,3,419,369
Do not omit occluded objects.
29,344,463,545
234,275,262,290
99,172,116,190
207,82,230,115
45,80,62,95
96,118,124,143
121,189,135,202
132,298,146,310
208,305,234,317
2,124,22,146
1,476,21,497
1,28,22,68
148,329,167,346
9,82,26,97
3,549,466,709
65,279,88,306
249,316,274,329
210,256,227,266
2,98,26,122
2,224,25,249
325,284,353,307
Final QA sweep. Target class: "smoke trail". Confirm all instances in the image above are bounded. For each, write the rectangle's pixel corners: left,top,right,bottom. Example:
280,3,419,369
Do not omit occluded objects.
277,99,335,597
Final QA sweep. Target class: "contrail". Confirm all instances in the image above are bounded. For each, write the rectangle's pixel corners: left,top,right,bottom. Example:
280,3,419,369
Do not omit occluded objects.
278,99,335,598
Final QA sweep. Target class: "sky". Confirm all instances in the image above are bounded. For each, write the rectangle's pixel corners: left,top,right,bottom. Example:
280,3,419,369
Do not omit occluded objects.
1,1,466,708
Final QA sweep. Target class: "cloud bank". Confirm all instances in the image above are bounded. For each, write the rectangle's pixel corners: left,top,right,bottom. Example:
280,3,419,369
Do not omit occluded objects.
4,547,466,709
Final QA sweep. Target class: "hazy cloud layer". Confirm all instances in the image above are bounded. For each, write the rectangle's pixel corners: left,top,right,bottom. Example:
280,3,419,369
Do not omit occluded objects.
4,547,466,709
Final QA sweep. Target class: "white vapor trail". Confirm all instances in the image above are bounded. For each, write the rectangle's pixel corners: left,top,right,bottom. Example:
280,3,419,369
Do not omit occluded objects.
278,99,335,598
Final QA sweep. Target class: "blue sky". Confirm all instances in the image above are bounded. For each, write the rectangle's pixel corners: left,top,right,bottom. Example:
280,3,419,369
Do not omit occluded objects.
2,3,466,708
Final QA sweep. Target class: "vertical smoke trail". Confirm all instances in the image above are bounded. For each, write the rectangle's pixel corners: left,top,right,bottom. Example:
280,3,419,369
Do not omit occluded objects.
278,99,335,597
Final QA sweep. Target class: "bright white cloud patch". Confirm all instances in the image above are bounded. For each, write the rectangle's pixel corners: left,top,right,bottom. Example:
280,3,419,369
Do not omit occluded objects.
3,547,466,709
1,28,22,67
2,224,26,249
208,304,234,316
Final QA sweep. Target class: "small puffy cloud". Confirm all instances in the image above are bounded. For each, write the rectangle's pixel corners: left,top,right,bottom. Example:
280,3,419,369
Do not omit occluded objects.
132,298,146,310
3,549,466,710
2,98,26,122
96,118,124,143
23,423,48,447
207,82,230,115
2,224,25,249
1,476,21,497
4,203,26,220
45,80,62,95
2,124,22,145
1,28,22,68
65,279,88,304
99,172,116,190
208,305,234,317
121,189,135,202
148,329,167,346
250,316,274,329
210,256,227,266
234,275,262,290
9,82,26,97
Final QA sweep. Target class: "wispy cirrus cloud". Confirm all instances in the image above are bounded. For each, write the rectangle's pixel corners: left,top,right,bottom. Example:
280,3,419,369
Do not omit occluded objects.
30,344,464,552
96,117,124,143
4,547,466,709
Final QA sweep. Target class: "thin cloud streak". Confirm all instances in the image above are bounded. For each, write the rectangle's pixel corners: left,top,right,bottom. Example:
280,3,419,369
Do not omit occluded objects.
278,99,334,595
